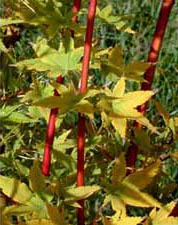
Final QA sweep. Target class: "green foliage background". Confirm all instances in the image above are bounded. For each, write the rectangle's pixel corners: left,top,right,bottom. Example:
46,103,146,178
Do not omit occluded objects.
0,0,178,224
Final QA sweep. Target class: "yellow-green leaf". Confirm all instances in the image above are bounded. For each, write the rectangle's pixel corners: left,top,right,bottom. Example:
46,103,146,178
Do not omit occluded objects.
0,18,23,26
112,90,154,119
154,100,170,124
29,160,46,192
2,205,35,216
152,217,178,225
124,62,150,74
102,215,142,225
123,160,161,190
46,204,66,225
113,216,143,225
112,77,125,97
111,117,127,138
33,91,83,112
116,182,161,208
120,91,153,109
109,46,123,67
0,39,8,53
64,185,100,202
17,39,83,77
149,201,178,225
109,194,126,216
18,219,55,225
136,117,158,133
150,201,177,220
0,176,32,204
112,105,143,118
112,153,126,185
97,5,112,19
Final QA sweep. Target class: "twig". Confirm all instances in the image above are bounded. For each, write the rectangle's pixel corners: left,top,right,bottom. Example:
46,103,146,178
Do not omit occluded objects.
126,0,175,175
77,1,97,224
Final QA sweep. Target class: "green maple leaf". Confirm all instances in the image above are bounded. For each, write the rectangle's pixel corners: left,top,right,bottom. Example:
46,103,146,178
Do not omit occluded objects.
17,38,83,77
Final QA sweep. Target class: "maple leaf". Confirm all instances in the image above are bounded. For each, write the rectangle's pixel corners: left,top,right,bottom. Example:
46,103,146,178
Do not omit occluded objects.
101,77,157,138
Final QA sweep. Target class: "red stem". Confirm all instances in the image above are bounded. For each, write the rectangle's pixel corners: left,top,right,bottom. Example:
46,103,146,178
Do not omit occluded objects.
72,0,81,23
41,76,63,176
126,0,175,175
77,1,97,224
139,0,175,113
41,0,82,176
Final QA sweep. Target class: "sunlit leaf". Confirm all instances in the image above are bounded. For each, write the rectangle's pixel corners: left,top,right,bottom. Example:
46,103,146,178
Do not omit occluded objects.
118,91,153,109
112,77,125,97
97,5,112,20
17,39,83,77
123,160,161,190
2,205,35,216
150,201,176,220
147,201,178,225
102,214,142,225
136,117,158,133
111,117,127,138
18,219,55,225
112,91,153,118
0,176,32,204
3,111,37,123
12,0,71,37
116,182,161,208
33,91,83,112
75,102,94,119
97,6,135,34
109,194,126,216
112,105,143,118
64,185,100,202
26,194,47,218
29,160,46,192
115,21,136,34
115,217,143,225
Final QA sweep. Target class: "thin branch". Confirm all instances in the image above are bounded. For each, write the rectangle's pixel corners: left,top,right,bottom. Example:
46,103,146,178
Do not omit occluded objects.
126,0,175,175
77,0,97,224
41,0,82,176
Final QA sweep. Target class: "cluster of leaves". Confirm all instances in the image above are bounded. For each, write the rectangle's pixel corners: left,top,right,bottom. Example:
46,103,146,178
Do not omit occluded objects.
0,0,178,224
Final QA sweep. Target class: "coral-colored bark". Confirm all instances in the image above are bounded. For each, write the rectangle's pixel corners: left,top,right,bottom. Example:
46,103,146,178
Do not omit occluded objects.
41,0,82,176
72,0,81,23
139,0,175,113
41,76,63,176
77,1,97,224
126,0,175,174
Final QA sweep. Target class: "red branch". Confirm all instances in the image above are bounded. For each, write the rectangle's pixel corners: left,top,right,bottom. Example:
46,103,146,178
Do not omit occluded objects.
126,0,175,175
139,0,175,113
41,0,82,176
41,76,63,176
77,0,97,224
72,0,81,23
